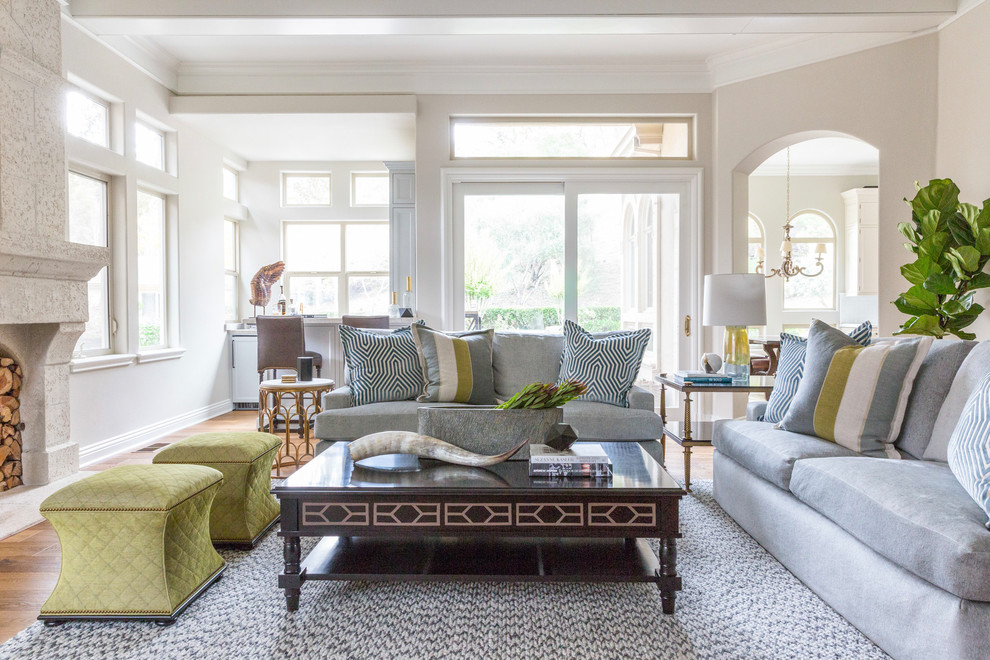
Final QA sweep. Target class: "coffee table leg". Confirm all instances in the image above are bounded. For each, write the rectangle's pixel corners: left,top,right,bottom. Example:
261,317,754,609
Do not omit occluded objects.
683,445,692,493
659,536,678,614
283,536,301,612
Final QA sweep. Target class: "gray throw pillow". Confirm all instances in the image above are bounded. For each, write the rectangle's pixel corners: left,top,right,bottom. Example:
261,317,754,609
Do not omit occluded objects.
926,341,990,462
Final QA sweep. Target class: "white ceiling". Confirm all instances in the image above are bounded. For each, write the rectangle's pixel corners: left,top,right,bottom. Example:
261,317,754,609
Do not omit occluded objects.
751,138,880,176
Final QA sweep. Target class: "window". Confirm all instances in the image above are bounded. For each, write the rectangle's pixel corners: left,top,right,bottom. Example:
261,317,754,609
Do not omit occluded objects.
137,190,167,349
282,172,331,207
66,90,109,148
224,219,239,321
282,221,389,316
135,122,165,170
451,117,693,159
782,211,836,310
69,170,111,356
351,172,389,206
748,214,765,274
223,167,239,201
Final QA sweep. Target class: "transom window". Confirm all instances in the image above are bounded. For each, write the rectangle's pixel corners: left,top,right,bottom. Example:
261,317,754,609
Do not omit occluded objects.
782,211,836,310
351,172,389,206
451,117,693,159
282,172,332,207
223,166,239,202
135,121,165,170
282,221,389,316
224,218,239,322
748,214,765,274
66,90,109,148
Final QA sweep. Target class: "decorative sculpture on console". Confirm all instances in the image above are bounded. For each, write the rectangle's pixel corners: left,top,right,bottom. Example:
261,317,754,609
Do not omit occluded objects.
249,261,285,316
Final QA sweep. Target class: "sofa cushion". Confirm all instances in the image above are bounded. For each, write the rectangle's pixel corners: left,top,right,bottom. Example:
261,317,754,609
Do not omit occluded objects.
926,341,990,462
789,457,990,602
339,322,425,406
412,326,495,405
313,401,475,440
948,371,990,528
561,401,663,440
896,339,977,459
712,420,861,490
492,333,564,399
558,320,650,408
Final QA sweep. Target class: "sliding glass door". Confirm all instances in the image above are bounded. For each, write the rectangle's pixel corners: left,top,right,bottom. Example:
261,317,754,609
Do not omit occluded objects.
452,174,697,378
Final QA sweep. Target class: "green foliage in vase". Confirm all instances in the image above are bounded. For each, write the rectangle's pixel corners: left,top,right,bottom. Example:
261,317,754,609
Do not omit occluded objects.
496,380,588,410
895,179,990,340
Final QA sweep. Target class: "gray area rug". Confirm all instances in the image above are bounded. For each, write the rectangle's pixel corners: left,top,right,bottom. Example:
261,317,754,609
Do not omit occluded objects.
0,481,889,659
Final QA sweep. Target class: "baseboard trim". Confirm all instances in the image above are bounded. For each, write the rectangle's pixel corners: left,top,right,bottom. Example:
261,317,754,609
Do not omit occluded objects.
79,400,234,467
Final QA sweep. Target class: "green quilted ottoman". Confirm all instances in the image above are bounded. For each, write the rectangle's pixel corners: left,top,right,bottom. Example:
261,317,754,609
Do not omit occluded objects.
39,464,226,625
153,432,281,548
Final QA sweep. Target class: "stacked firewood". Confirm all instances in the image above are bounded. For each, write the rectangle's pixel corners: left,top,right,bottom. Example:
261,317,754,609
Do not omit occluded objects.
0,358,23,491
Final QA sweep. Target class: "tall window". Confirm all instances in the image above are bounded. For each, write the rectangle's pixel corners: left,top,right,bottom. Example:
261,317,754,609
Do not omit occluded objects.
223,166,239,201
748,214,764,274
135,122,165,170
224,219,239,322
351,172,389,206
66,90,109,148
282,172,331,207
282,221,389,316
69,170,111,355
783,211,836,310
137,190,167,349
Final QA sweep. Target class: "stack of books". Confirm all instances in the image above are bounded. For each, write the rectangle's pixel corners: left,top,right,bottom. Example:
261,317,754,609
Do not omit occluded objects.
672,370,732,386
528,444,612,478
280,374,297,384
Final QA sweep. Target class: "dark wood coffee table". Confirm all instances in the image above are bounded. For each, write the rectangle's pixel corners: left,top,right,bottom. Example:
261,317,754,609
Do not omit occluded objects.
273,442,685,613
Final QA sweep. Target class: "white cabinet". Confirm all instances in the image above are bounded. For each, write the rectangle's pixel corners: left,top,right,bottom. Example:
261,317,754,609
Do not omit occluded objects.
231,334,259,405
384,161,416,302
842,188,879,296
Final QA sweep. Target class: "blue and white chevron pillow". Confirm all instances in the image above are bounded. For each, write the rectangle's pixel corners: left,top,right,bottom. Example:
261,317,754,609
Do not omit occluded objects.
948,371,990,529
762,320,871,424
339,322,425,407
558,320,650,408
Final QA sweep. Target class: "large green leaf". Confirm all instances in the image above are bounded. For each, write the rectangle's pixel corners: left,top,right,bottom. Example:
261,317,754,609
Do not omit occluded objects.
918,232,951,263
920,210,942,237
898,222,920,244
977,200,990,230
910,179,960,219
899,314,944,337
923,272,957,295
900,257,934,285
960,203,981,233
976,229,990,256
967,271,990,290
948,212,975,244
949,328,978,340
952,245,982,272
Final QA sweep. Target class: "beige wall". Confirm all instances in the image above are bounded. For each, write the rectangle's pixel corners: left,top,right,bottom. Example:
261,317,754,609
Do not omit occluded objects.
714,34,939,337
938,1,990,339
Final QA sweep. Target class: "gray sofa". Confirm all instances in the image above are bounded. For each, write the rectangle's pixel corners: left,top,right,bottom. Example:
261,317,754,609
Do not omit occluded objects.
713,339,990,660
313,331,664,455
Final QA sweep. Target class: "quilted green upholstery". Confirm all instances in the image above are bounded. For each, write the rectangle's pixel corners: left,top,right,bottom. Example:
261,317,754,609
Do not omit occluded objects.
40,465,225,617
153,432,281,544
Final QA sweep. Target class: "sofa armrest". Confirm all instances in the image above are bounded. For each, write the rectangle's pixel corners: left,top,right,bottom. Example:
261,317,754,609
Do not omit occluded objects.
627,385,655,411
322,386,354,410
747,400,768,421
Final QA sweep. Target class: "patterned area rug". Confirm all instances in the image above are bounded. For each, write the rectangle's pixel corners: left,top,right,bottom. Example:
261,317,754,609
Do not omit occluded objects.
0,481,889,660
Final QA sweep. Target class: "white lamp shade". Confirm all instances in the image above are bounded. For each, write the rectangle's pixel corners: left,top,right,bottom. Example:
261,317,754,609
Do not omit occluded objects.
703,274,768,326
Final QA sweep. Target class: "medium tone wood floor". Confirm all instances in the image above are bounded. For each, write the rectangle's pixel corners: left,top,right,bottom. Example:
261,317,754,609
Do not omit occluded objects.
0,410,712,643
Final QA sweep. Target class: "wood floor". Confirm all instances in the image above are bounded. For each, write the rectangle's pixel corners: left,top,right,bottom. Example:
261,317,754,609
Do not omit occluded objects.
0,409,712,644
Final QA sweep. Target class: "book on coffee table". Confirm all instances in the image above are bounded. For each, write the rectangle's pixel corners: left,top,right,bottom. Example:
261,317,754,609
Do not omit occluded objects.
528,444,613,478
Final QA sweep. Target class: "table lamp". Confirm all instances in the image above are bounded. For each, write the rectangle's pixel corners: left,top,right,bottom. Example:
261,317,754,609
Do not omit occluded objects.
703,274,768,384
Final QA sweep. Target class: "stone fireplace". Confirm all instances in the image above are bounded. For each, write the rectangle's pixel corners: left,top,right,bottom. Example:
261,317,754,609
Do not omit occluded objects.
0,1,107,486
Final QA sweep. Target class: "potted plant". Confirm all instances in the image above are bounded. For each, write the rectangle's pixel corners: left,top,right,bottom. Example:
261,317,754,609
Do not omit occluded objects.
895,178,990,339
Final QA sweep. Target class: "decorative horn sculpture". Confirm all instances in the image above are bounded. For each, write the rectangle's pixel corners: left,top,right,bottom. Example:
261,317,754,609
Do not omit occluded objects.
249,260,286,314
348,431,528,467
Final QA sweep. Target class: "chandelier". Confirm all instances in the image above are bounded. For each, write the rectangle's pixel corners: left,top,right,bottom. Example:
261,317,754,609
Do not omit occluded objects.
755,147,826,280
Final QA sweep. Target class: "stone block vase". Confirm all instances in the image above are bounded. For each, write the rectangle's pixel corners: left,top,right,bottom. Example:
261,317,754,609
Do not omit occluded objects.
417,406,563,460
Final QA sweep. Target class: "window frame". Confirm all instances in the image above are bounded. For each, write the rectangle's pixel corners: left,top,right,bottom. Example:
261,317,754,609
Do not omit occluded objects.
136,187,169,351
224,218,240,322
350,171,390,207
281,172,333,208
449,116,695,161
66,88,111,149
69,166,114,357
223,166,240,202
281,220,390,317
781,209,837,312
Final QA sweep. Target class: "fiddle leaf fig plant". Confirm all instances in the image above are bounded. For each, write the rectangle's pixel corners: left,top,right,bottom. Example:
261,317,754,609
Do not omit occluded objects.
895,178,990,339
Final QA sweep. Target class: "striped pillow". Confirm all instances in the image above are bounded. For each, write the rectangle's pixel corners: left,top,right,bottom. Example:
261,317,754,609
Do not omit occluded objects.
947,371,990,529
558,320,650,408
338,322,425,406
762,321,872,424
411,326,495,404
781,334,933,456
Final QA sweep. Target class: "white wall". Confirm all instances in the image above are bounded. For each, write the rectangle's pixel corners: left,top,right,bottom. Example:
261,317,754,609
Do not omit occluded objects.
63,20,236,459
937,1,990,340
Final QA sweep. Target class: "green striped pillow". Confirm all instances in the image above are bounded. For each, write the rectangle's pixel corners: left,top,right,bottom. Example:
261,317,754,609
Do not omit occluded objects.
783,336,933,456
411,326,495,405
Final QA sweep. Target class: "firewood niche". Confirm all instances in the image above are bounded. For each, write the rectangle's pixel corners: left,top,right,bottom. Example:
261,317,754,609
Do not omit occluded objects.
0,357,23,491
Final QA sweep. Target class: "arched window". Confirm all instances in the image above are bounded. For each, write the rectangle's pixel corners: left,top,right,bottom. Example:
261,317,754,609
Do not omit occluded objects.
783,210,836,310
747,214,764,274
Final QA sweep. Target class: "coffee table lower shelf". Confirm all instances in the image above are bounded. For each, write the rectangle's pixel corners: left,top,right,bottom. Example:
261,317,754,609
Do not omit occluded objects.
280,536,679,612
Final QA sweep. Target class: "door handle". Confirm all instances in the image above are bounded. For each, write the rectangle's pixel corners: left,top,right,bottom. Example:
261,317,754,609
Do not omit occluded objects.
684,315,691,337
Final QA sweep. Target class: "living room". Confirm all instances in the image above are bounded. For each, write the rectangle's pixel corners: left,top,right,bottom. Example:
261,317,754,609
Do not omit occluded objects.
1,1,989,658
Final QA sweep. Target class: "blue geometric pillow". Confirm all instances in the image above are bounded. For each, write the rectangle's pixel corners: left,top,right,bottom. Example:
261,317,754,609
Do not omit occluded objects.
947,371,990,529
338,322,425,406
557,320,650,408
762,320,872,424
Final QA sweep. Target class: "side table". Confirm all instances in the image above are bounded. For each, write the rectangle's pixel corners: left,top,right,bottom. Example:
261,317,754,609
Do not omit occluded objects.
655,374,774,492
259,378,334,477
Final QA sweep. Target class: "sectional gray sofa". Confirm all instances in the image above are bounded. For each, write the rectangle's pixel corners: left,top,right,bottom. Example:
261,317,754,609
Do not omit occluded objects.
313,331,664,457
713,339,990,660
